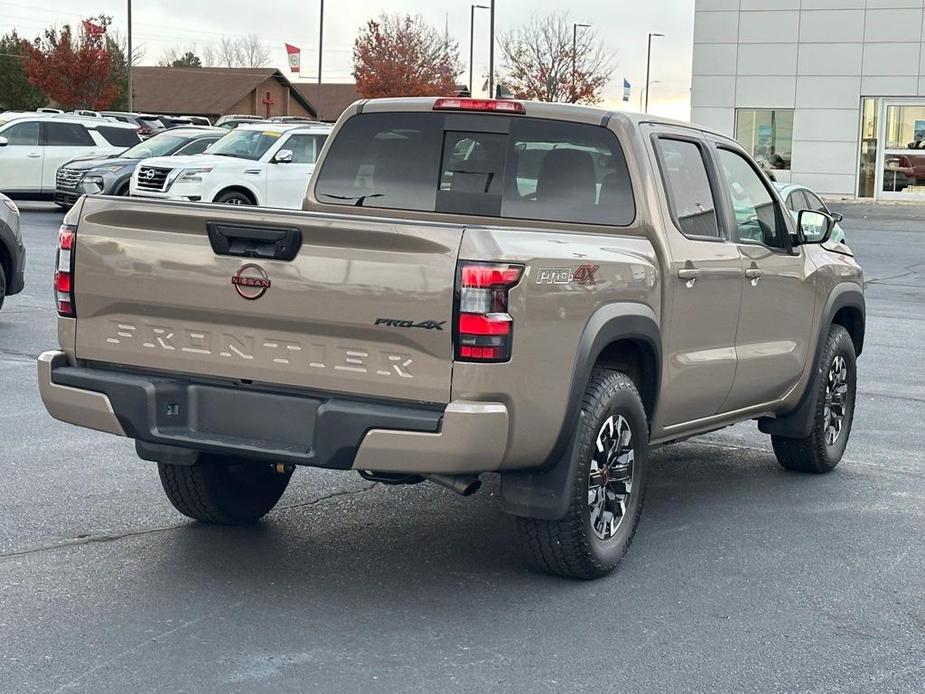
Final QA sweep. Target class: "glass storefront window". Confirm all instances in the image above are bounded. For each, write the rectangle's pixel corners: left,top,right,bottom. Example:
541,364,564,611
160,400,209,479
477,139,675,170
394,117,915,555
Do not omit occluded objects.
857,97,880,198
735,109,793,171
882,103,925,195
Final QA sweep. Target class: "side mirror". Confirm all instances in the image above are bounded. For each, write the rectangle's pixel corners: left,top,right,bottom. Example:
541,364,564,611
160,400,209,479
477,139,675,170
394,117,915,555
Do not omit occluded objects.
0,136,7,147
273,149,293,164
797,209,834,245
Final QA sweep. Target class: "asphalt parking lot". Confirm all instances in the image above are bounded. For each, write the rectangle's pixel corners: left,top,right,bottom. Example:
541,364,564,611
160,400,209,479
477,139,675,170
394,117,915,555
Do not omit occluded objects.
1,202,923,693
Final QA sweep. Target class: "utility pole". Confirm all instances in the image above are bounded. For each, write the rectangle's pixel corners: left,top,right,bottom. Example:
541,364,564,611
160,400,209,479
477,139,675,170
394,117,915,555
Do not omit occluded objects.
470,4,488,96
488,0,495,98
571,23,590,102
127,0,133,112
644,32,664,114
318,0,324,91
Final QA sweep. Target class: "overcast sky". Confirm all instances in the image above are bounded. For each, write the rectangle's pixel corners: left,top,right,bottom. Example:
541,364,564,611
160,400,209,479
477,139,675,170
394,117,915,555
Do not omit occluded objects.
1,0,695,119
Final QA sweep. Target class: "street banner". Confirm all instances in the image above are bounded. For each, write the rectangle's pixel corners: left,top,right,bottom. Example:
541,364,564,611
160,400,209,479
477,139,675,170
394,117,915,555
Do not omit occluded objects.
285,44,300,74
623,79,631,102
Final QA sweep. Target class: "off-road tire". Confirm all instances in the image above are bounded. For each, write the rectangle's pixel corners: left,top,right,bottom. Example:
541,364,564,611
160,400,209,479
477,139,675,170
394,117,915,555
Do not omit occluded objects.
0,262,7,311
772,324,857,473
517,369,648,580
158,457,292,524
214,189,255,206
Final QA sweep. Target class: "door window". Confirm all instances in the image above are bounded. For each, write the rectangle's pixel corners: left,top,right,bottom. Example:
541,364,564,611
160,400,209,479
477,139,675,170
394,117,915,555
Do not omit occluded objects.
282,134,324,164
174,137,217,156
654,138,721,238
96,126,141,147
2,121,39,146
43,122,94,147
717,148,786,249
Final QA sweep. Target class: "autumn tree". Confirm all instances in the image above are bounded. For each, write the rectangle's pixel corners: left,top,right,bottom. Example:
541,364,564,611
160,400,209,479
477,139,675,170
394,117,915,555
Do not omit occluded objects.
21,17,122,110
0,30,45,110
353,14,461,98
500,14,614,104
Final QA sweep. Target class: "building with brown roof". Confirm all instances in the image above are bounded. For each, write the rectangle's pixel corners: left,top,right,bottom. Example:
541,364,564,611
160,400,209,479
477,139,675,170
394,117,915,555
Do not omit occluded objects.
294,83,361,122
132,66,320,121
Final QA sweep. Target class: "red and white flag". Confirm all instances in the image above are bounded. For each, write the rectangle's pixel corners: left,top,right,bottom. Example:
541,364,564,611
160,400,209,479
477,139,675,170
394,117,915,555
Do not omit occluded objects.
285,44,300,74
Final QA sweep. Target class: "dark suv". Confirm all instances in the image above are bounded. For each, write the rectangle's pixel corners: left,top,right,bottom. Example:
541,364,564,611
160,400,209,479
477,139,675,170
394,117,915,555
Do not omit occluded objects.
54,127,225,208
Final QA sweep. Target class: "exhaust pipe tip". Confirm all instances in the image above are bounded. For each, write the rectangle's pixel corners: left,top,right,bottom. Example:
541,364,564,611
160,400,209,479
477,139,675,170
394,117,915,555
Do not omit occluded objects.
425,474,481,496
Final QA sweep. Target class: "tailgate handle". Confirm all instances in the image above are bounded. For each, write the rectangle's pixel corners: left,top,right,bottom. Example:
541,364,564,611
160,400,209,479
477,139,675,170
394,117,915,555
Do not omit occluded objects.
206,222,302,261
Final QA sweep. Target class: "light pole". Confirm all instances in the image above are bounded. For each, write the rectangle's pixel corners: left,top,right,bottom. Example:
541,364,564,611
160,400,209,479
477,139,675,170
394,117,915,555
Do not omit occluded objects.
639,80,661,111
488,0,495,98
572,23,590,102
127,0,133,112
318,0,325,92
644,32,663,114
470,4,489,96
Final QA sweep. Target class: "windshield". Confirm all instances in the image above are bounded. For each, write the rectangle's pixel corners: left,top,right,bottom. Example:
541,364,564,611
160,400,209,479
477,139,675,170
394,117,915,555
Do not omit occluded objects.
121,133,197,159
207,128,282,161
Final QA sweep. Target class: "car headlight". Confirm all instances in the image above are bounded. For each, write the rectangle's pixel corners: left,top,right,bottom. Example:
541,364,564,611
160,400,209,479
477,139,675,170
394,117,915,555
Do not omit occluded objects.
78,175,105,195
176,167,213,183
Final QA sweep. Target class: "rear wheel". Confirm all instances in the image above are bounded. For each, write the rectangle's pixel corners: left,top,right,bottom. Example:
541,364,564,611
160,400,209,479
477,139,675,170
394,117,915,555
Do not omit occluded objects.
158,456,292,524
517,370,648,579
772,324,857,473
214,189,254,206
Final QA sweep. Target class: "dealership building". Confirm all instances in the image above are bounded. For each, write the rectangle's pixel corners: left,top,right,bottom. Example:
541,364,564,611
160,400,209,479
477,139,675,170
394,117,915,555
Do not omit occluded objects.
692,0,925,200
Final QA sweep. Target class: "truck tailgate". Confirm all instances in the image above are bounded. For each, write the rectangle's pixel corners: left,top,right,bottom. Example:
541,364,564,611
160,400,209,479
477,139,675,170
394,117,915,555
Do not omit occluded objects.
72,197,463,404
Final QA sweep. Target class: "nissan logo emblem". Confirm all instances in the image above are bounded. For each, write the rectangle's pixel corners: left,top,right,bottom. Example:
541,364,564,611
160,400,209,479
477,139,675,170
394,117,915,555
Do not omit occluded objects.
231,263,271,300
144,169,156,180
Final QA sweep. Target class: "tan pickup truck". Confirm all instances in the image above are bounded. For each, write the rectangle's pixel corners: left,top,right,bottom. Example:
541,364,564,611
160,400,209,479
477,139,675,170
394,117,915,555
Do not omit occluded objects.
38,98,865,579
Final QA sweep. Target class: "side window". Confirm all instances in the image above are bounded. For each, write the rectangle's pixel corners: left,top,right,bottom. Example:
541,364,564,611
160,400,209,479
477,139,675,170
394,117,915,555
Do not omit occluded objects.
43,122,94,147
2,121,39,146
802,190,827,213
282,134,319,164
96,126,141,147
786,190,807,212
655,138,721,238
716,148,786,249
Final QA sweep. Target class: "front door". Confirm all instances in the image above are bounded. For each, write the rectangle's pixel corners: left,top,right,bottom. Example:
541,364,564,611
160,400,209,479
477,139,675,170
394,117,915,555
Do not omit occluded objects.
648,129,743,431
713,145,815,411
264,134,322,209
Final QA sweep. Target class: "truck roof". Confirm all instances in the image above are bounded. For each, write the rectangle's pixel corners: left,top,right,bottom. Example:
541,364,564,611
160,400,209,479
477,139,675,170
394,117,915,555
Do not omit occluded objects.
347,97,729,142
237,121,333,134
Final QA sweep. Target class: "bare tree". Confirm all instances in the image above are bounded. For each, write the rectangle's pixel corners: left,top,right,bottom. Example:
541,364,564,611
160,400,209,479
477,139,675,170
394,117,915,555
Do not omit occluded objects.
238,34,270,68
500,13,614,104
201,44,217,68
217,35,242,67
158,44,200,67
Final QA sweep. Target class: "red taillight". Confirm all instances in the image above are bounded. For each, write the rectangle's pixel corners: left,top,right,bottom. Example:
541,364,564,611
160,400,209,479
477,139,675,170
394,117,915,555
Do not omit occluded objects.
55,224,76,316
434,98,525,114
455,262,523,363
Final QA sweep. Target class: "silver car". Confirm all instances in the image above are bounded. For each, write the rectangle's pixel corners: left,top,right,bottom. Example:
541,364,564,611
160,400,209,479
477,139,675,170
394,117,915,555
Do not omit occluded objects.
0,192,25,311
775,182,847,245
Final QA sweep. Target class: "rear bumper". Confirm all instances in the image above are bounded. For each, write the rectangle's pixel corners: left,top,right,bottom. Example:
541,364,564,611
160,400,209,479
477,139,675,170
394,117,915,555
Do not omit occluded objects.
36,351,509,473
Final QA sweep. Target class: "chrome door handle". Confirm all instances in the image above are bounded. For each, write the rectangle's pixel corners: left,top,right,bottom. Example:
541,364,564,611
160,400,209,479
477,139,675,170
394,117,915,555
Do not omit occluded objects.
27,153,41,158
678,268,701,280
745,268,763,279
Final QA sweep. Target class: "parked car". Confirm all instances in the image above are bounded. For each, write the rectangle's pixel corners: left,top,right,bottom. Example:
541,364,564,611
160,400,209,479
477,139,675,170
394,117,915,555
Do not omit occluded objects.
775,182,847,244
0,115,141,200
54,126,225,208
40,98,864,580
0,192,25,311
184,116,213,127
102,112,166,139
130,122,331,208
157,115,195,129
215,114,265,129
69,110,104,119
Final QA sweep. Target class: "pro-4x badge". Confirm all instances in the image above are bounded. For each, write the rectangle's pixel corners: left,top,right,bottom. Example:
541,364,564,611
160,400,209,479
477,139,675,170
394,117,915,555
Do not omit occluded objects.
536,264,600,286
375,318,446,331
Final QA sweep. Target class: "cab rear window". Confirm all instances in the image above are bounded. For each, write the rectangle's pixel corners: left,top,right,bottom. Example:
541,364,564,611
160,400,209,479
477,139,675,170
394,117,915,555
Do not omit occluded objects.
314,112,635,226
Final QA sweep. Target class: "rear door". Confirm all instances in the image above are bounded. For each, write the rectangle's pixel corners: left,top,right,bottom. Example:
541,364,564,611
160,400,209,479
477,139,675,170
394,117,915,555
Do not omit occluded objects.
72,199,463,404
0,121,43,193
647,127,744,428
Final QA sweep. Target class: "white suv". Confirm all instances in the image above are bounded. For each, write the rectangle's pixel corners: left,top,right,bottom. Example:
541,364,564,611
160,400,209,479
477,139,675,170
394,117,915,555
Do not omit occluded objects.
0,115,141,199
130,122,332,209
